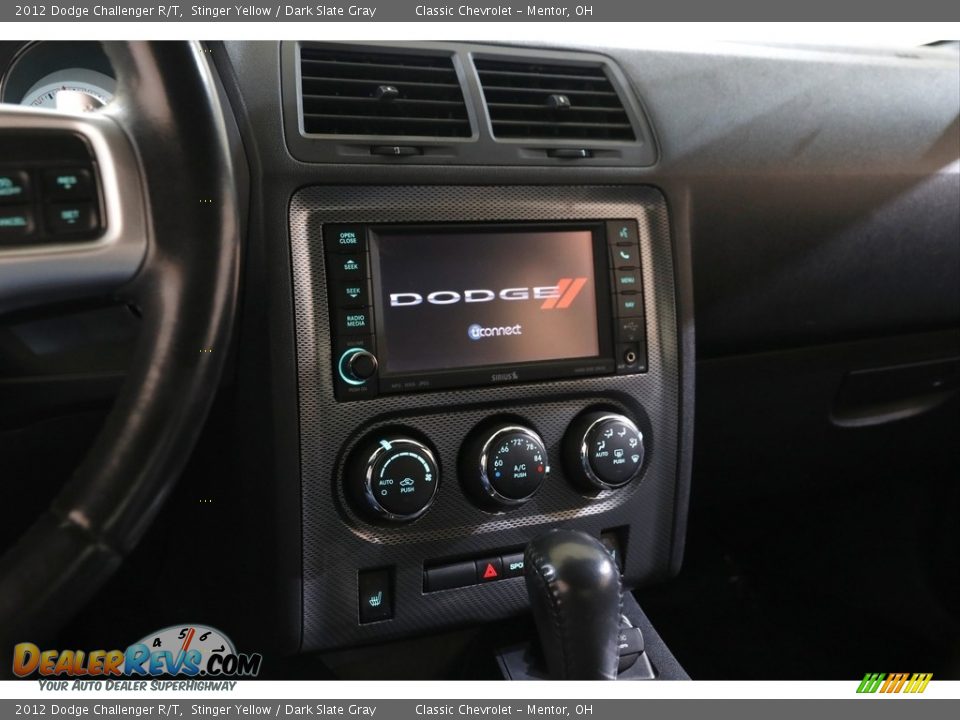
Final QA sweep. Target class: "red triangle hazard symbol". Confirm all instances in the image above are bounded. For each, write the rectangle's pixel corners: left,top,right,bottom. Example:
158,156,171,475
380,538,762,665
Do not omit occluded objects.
483,563,499,579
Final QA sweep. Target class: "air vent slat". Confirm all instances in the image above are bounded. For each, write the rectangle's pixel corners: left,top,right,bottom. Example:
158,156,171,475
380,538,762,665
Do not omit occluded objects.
299,46,472,138
476,57,636,143
477,69,608,82
302,58,456,75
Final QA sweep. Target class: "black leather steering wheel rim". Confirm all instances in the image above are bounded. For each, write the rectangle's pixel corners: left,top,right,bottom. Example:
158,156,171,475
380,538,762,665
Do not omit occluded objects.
0,42,241,658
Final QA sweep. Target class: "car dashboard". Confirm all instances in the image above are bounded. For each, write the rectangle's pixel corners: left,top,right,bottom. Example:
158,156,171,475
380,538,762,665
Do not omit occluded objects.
0,39,957,679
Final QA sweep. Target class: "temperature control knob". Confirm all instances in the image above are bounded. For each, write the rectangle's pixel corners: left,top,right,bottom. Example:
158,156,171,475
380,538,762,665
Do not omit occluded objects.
347,436,439,522
563,412,645,493
461,425,549,510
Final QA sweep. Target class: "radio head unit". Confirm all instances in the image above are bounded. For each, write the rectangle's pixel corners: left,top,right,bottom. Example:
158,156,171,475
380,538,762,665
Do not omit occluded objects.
324,220,646,400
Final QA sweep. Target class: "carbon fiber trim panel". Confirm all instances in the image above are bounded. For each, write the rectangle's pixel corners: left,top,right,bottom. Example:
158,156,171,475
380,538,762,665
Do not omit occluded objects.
289,186,679,651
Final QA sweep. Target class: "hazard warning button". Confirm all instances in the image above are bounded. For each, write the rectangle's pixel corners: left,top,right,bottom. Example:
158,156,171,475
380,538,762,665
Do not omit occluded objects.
476,557,503,583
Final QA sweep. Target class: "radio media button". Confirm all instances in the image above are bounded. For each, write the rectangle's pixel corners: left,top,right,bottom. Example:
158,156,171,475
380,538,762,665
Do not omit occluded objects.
614,269,642,292
336,307,373,336
607,219,638,246
324,224,366,253
611,243,640,269
330,278,370,308
329,253,367,280
613,293,642,318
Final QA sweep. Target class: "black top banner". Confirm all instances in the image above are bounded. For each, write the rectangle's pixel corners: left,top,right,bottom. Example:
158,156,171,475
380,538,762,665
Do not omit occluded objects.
3,0,960,22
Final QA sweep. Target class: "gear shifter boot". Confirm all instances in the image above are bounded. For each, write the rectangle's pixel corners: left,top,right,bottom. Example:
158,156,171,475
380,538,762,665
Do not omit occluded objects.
524,529,622,679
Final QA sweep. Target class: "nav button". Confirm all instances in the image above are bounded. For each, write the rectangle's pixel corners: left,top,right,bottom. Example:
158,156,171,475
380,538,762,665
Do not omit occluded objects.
614,293,642,318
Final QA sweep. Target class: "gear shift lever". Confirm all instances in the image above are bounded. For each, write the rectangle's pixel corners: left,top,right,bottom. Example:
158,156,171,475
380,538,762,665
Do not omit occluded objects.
524,529,622,680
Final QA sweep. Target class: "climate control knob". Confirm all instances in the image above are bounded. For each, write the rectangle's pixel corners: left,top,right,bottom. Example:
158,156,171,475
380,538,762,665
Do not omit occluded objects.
347,436,439,522
564,412,645,493
461,425,549,510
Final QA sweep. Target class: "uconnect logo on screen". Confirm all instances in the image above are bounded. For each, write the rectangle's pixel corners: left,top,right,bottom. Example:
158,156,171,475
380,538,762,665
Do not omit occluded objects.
856,673,932,694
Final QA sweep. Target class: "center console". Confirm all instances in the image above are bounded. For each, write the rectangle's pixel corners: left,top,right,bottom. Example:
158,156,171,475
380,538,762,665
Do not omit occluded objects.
288,185,682,652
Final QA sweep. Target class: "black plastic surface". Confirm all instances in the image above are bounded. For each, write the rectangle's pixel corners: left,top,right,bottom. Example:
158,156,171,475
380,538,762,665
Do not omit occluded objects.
213,40,958,656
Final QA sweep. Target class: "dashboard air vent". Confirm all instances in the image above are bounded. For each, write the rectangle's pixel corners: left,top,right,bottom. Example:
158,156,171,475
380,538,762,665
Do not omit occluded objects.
475,58,636,142
299,47,472,138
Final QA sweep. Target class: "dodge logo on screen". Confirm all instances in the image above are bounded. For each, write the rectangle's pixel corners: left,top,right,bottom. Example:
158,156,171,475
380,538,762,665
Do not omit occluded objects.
389,277,588,309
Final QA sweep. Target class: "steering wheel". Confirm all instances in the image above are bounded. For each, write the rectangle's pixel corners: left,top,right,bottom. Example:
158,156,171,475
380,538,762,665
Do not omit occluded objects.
0,43,241,653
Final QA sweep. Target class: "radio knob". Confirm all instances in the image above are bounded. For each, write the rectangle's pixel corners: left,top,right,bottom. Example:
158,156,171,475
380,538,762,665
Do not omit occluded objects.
564,412,645,493
347,436,439,523
461,425,549,510
338,347,378,385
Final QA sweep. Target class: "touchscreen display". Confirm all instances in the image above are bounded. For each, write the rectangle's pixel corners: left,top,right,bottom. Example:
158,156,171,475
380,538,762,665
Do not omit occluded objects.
371,226,601,375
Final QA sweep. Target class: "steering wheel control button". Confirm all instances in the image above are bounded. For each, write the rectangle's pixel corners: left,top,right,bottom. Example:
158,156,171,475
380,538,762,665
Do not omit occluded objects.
44,202,98,235
0,205,35,241
0,171,31,203
564,412,646,493
357,568,393,624
42,168,93,200
348,436,439,523
461,424,549,510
